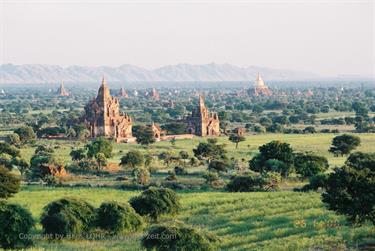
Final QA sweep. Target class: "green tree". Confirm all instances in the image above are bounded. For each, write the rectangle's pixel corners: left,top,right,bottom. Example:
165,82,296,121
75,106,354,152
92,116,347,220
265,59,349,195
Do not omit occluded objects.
0,166,20,199
133,125,155,145
86,138,113,158
70,148,86,161
322,152,375,225
96,153,107,170
329,134,361,156
0,202,34,249
208,159,231,172
120,150,144,168
96,201,143,234
14,126,36,143
142,222,217,251
193,138,226,162
294,152,329,178
129,187,180,221
249,141,294,177
228,134,245,149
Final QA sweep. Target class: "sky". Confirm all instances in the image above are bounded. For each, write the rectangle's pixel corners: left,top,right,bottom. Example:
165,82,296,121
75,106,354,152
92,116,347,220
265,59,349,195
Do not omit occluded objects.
1,0,374,77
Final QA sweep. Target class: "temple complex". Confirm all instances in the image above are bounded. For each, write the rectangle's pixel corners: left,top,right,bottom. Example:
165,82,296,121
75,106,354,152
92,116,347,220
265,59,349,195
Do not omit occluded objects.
248,73,272,96
150,88,160,100
150,122,166,141
83,77,135,143
188,95,220,136
57,82,69,96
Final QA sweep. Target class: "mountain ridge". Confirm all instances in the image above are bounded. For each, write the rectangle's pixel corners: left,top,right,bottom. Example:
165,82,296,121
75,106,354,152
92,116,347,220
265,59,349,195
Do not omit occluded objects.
0,63,319,84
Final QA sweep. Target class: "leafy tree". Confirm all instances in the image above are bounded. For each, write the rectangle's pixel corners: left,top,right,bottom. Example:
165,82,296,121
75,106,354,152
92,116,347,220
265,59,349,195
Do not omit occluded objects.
132,168,150,185
86,138,113,158
0,142,20,157
208,159,231,172
96,201,143,234
0,201,34,249
226,175,270,192
142,222,217,251
193,138,226,162
133,125,155,145
96,153,108,170
14,126,36,143
322,152,375,225
29,153,65,180
228,134,245,149
0,166,20,199
249,141,294,177
66,127,77,139
329,134,361,156
6,133,20,146
300,173,328,192
294,152,329,178
120,150,144,168
129,187,180,221
41,198,95,237
70,148,86,161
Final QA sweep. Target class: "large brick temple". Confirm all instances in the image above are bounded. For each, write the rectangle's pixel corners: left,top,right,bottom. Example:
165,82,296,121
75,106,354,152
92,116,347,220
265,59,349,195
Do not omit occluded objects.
83,77,135,143
188,95,220,136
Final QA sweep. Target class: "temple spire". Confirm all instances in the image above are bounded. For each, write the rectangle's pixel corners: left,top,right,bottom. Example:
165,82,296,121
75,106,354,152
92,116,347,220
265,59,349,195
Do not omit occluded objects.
97,76,110,101
198,94,205,108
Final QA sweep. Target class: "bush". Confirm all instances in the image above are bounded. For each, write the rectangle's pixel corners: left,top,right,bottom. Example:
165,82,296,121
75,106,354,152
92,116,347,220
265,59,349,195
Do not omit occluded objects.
129,187,181,221
226,175,269,192
294,152,329,178
120,150,144,168
174,166,187,175
0,201,34,249
0,166,20,199
300,173,328,191
322,152,375,225
96,201,143,234
41,197,95,238
142,222,217,251
329,134,361,156
249,141,294,177
208,159,231,172
132,168,150,185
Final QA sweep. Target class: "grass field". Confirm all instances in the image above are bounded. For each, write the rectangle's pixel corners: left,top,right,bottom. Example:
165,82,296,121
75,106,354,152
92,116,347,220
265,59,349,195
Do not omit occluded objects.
8,186,375,251
19,133,375,168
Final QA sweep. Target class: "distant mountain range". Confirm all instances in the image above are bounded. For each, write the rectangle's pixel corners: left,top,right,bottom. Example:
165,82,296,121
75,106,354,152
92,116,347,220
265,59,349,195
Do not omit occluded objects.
0,63,320,84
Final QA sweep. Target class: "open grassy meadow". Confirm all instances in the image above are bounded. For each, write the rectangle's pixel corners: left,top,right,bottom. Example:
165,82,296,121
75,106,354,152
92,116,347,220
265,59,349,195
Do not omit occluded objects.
20,133,375,168
8,186,375,251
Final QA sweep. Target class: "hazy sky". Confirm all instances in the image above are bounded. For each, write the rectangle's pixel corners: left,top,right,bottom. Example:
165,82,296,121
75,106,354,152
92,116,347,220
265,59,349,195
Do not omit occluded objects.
1,0,374,77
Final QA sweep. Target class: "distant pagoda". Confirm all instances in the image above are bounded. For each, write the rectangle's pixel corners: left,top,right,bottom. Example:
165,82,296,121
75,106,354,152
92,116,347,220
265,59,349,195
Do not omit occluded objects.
57,82,69,96
118,87,129,98
248,73,272,96
149,88,160,100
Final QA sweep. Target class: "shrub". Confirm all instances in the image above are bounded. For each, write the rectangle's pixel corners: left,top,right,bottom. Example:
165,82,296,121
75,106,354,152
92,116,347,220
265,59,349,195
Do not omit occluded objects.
226,175,269,192
322,152,375,225
132,168,150,185
294,152,329,178
0,201,34,249
120,150,144,168
208,159,231,172
329,134,361,156
41,197,95,238
129,187,180,221
249,141,294,177
96,201,143,234
14,126,36,143
142,222,217,251
174,166,187,175
300,173,328,191
0,166,20,199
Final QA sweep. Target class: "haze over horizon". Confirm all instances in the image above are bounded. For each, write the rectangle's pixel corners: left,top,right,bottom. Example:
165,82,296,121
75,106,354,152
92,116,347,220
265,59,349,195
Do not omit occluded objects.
1,0,374,77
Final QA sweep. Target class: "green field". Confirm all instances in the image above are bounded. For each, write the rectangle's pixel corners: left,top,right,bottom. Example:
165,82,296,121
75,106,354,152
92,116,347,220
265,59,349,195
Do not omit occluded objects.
8,186,375,251
19,133,375,168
